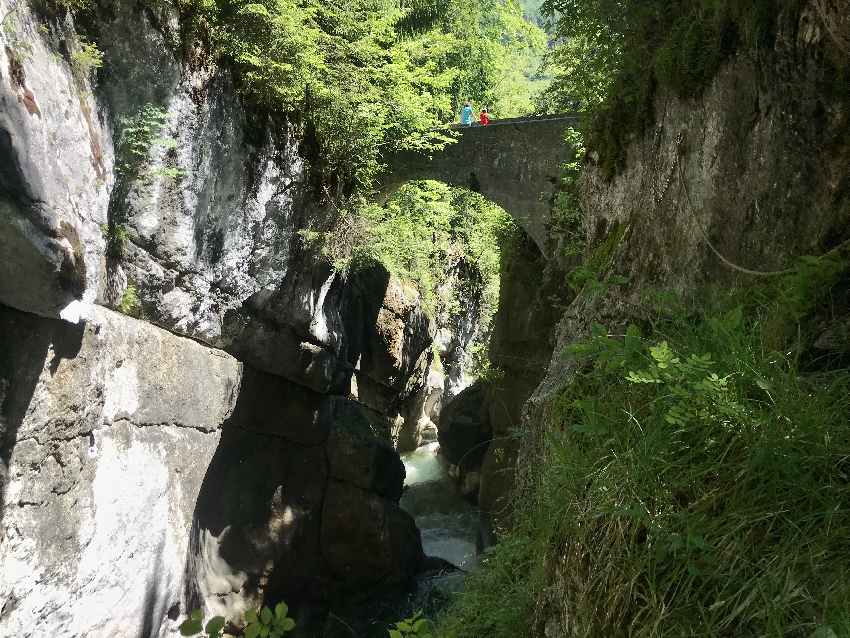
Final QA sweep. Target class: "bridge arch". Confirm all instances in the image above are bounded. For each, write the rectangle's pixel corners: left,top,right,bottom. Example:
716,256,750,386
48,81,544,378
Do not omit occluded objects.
377,115,579,253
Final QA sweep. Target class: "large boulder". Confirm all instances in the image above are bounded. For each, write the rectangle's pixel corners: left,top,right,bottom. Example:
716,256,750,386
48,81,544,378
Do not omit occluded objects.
0,304,241,638
187,383,423,625
438,382,490,471
321,481,423,592
222,262,358,394
226,263,435,421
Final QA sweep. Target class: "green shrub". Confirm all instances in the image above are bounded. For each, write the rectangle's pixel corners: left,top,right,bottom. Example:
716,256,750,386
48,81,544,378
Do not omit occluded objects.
438,255,850,637
102,223,129,259
548,127,586,260
117,284,141,317
179,603,296,638
540,0,801,177
389,610,434,638
70,36,103,77
116,103,174,179
352,181,512,321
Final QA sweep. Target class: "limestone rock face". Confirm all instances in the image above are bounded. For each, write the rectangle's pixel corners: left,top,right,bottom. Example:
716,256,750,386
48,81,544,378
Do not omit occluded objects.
0,0,309,340
0,2,430,635
353,274,434,418
396,255,494,454
533,1,850,413
226,263,436,432
436,233,570,512
0,2,113,318
0,303,425,637
92,3,306,344
0,304,241,638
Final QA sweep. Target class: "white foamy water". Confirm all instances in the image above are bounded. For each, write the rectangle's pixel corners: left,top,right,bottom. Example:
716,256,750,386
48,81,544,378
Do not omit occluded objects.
401,443,479,570
402,442,444,485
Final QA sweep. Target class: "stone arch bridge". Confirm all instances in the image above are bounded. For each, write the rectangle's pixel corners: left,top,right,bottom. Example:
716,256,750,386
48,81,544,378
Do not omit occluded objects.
378,114,580,253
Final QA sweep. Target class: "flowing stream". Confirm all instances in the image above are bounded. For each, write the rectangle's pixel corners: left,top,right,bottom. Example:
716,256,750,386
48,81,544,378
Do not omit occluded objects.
400,442,479,570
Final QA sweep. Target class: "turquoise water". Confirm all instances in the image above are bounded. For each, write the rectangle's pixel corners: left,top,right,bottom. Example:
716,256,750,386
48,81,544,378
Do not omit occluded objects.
400,443,479,570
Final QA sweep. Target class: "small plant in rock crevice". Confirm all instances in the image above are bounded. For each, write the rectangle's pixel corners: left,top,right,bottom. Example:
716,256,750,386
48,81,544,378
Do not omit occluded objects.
389,610,434,638
116,103,182,181
101,223,129,259
70,35,103,78
117,283,141,318
179,602,296,638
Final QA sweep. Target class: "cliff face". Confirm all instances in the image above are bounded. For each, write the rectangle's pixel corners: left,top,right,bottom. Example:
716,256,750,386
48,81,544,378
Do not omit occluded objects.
0,1,435,635
535,0,849,409
0,304,240,637
523,2,850,633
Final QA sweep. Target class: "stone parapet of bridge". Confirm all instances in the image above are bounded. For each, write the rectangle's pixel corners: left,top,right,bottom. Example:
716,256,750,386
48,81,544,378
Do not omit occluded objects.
377,114,580,253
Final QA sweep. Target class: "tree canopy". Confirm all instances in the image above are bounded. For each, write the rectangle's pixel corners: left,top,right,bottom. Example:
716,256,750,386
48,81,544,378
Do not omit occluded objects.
173,0,546,193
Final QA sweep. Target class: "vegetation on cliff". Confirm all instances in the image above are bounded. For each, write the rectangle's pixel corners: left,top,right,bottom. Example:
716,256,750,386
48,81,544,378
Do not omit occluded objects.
360,182,511,322
436,2,850,636
536,0,846,176
439,251,850,637
170,0,544,191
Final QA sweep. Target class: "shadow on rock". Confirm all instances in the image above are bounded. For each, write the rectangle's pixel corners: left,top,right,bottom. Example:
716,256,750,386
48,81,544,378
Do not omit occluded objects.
183,364,424,635
0,305,83,531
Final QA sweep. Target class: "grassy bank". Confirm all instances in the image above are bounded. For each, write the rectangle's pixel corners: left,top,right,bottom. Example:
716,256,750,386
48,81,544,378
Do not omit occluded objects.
437,251,850,637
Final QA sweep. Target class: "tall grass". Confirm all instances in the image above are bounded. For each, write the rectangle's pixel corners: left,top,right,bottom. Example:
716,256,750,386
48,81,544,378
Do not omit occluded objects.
437,257,850,637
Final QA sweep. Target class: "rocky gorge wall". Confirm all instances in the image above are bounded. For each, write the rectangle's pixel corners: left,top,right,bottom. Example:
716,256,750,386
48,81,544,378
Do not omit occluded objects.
428,0,850,604
438,231,569,524
520,2,850,632
534,0,849,409
0,1,463,635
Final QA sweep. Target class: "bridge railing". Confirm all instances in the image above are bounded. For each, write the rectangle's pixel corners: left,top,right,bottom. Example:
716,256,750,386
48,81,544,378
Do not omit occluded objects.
447,112,582,130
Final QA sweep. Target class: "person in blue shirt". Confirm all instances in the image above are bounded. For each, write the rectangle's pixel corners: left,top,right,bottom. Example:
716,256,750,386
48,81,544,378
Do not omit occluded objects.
460,101,474,126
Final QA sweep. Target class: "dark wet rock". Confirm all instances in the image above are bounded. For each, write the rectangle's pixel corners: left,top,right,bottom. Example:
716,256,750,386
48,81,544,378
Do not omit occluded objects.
327,424,406,501
321,481,424,591
437,382,489,469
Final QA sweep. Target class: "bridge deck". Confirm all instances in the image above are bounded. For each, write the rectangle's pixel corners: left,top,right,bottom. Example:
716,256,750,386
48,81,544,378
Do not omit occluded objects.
448,113,582,130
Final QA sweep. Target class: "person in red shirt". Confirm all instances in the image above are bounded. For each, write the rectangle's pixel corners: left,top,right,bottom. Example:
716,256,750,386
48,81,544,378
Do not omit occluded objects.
479,108,490,126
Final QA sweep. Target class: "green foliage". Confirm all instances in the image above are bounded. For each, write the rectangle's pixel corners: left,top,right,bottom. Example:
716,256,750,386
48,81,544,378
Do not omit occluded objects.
566,220,627,295
388,610,434,638
548,127,586,260
28,0,94,15
467,341,504,383
539,0,795,176
116,103,182,180
436,534,538,637
438,256,850,637
355,181,512,322
70,36,103,76
179,609,224,637
179,603,295,638
102,223,129,258
175,0,545,192
117,284,141,317
779,252,849,322
244,603,296,638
